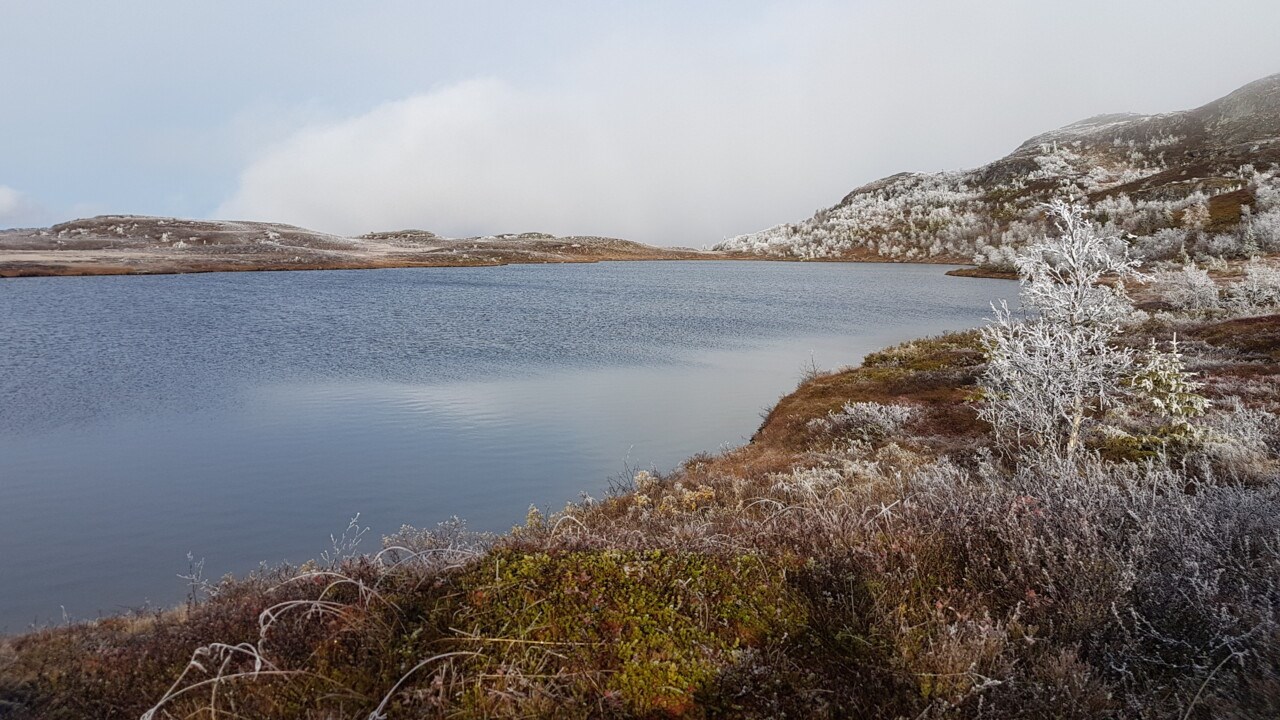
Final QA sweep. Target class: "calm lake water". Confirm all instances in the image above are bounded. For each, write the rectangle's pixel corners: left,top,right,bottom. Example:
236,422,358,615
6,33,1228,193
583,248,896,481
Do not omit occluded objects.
0,261,1016,631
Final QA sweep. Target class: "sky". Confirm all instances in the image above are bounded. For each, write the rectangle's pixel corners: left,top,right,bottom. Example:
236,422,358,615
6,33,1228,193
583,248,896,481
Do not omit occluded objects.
2,1,1279,246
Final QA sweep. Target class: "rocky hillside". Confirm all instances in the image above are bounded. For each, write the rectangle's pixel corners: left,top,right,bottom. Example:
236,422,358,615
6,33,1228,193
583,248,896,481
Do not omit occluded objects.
716,74,1280,268
0,216,707,277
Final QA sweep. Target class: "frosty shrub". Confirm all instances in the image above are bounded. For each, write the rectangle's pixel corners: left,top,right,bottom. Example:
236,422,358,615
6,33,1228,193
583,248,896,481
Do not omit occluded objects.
1131,227,1187,262
980,201,1142,458
1242,208,1280,252
809,401,918,442
807,450,1280,715
1182,196,1210,231
1227,259,1280,309
381,516,494,571
1192,396,1280,481
973,243,1018,272
1152,263,1220,312
1204,231,1252,259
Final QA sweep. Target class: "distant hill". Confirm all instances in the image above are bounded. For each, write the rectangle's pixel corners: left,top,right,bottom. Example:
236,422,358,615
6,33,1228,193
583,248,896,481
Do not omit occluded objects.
0,216,708,277
716,74,1280,268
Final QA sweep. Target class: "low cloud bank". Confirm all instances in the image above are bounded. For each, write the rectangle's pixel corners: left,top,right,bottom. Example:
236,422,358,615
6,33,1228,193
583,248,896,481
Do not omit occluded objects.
215,2,1280,245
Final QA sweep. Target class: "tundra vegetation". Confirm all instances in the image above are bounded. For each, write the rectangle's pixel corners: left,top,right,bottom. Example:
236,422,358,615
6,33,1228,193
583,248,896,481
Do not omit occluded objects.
2,205,1279,719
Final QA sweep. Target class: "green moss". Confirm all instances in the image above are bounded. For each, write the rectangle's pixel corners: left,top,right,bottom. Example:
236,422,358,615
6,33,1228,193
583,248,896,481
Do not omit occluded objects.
862,332,984,372
451,548,805,716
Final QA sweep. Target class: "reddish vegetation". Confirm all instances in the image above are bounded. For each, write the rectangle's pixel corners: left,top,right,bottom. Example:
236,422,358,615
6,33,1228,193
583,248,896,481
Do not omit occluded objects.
1186,313,1280,361
752,332,988,453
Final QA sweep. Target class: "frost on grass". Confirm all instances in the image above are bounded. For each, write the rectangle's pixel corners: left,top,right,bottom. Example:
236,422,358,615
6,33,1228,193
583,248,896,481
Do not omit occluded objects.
380,516,494,572
808,401,918,443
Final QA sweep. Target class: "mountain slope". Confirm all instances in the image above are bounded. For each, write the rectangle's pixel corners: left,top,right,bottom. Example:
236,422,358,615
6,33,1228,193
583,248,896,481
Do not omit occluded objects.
716,74,1280,268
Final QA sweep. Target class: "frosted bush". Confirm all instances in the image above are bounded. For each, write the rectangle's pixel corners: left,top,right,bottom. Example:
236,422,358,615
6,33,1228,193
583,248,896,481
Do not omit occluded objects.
381,517,493,570
876,452,1280,713
1181,194,1210,231
1202,231,1250,259
1253,173,1280,212
1245,260,1280,302
1131,227,1187,261
810,401,918,442
1206,397,1279,451
973,243,1018,271
1027,143,1081,180
1191,397,1279,480
1227,259,1280,309
1242,208,1280,252
772,465,846,495
1152,264,1219,312
1202,255,1230,272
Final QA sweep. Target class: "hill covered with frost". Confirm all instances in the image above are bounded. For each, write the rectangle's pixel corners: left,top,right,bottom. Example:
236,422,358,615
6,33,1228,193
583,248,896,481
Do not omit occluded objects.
716,74,1280,268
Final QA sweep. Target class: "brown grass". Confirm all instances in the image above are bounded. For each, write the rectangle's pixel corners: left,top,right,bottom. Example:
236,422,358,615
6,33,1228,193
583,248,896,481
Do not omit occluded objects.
1206,187,1255,233
1186,313,1280,361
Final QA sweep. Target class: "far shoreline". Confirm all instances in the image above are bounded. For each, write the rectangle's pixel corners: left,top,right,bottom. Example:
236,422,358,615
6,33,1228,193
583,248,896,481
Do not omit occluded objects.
0,252,1001,280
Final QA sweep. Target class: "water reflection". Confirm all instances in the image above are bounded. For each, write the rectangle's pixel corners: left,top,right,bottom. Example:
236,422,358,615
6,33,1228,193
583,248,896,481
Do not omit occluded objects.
0,262,1016,630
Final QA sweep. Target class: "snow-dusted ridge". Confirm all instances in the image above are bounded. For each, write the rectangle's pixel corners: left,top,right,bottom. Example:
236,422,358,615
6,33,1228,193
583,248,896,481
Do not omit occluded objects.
717,73,1280,268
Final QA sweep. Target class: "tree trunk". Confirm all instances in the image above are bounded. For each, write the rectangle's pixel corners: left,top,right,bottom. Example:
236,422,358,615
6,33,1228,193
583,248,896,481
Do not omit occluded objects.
1065,401,1085,460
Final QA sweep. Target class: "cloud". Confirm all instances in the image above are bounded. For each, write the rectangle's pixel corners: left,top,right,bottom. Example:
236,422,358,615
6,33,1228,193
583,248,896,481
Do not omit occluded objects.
216,1,1280,246
215,73,841,245
0,186,45,228
0,186,20,216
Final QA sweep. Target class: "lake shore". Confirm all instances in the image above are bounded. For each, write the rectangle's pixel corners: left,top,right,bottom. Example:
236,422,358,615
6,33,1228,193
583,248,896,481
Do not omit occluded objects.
0,249,990,279
0,215,991,278
4,300,1277,716
0,243,990,280
0,261,1017,633
0,239,713,278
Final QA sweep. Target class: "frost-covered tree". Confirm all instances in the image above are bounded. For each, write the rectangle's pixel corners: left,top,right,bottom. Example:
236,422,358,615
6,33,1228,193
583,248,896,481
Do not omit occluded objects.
1242,208,1280,252
1128,336,1209,435
980,202,1143,459
1181,195,1210,232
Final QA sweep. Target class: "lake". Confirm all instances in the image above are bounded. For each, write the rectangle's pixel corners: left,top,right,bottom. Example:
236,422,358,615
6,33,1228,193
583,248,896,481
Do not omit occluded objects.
0,261,1016,631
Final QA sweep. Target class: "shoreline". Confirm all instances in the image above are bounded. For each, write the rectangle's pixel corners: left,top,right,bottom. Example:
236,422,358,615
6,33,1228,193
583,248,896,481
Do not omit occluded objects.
0,250,712,279
3,302,1277,715
0,250,992,279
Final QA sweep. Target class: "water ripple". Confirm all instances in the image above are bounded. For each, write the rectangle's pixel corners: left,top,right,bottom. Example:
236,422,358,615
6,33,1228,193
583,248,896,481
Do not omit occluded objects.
0,261,1017,630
